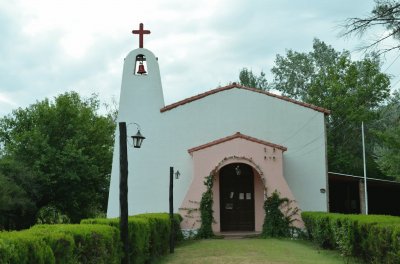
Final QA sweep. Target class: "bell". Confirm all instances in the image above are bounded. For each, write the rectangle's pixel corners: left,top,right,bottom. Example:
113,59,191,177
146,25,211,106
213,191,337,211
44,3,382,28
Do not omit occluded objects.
137,62,147,75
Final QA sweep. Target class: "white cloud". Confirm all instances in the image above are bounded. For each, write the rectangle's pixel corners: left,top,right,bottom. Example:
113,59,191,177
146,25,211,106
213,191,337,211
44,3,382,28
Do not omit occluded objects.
0,93,17,107
1,0,398,118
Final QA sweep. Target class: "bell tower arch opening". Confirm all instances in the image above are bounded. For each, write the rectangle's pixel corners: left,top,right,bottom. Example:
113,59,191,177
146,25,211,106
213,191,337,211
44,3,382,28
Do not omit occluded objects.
135,54,148,75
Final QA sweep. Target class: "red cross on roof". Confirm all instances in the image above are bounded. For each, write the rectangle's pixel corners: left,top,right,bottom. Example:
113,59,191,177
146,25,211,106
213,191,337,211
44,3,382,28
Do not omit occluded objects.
132,23,151,48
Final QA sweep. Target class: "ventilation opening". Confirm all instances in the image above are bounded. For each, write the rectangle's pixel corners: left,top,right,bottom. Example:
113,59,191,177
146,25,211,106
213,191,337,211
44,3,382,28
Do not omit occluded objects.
135,54,148,75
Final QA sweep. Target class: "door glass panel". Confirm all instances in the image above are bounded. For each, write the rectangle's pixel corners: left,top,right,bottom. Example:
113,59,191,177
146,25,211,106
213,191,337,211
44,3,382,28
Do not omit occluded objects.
246,193,252,200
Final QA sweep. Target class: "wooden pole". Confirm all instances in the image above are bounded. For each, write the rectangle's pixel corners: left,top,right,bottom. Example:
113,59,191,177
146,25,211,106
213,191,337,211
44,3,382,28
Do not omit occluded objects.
119,122,130,264
169,167,175,253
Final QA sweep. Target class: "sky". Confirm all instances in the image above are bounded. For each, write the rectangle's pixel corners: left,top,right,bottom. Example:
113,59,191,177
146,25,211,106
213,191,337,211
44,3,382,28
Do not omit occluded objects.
0,0,399,117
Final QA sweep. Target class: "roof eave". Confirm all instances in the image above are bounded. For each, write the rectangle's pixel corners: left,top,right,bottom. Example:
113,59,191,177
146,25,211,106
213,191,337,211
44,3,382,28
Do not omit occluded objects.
188,132,287,154
160,83,331,115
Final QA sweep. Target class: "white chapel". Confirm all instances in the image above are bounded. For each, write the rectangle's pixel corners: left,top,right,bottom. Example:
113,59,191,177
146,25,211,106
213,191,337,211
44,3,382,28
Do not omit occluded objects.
107,24,330,233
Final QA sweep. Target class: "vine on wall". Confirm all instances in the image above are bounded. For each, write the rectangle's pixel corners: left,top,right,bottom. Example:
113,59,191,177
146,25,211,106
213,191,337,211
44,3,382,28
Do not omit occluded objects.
196,173,215,238
262,190,299,238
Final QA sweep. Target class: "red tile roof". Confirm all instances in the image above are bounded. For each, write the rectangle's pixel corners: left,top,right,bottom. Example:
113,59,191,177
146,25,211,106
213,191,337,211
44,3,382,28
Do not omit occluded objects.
188,132,287,154
160,83,331,114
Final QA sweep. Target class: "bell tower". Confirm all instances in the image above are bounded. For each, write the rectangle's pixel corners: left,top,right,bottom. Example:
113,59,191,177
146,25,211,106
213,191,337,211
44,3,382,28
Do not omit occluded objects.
117,23,165,126
107,23,165,218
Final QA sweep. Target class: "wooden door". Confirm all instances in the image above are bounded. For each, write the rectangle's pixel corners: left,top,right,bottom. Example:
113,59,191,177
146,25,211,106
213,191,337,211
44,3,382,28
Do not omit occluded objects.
220,163,255,231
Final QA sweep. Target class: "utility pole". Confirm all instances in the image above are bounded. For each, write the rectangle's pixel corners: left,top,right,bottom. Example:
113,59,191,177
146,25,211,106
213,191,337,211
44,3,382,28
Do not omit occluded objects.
362,121,368,215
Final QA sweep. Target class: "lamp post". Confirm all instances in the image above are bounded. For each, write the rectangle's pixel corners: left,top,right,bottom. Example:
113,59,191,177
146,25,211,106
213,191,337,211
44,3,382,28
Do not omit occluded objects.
169,167,180,254
119,122,145,264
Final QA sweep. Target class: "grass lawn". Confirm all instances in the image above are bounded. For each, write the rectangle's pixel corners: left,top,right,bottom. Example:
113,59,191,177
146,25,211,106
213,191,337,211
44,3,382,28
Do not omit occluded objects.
155,238,358,264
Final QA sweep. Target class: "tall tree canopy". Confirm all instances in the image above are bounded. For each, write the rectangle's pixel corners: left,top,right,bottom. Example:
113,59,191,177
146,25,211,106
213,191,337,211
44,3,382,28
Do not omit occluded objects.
374,91,400,178
0,92,115,229
342,0,400,54
271,39,391,177
239,39,391,177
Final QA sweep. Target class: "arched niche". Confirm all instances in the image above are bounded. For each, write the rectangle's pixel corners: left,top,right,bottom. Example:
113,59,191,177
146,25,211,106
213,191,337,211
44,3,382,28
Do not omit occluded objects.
134,54,148,75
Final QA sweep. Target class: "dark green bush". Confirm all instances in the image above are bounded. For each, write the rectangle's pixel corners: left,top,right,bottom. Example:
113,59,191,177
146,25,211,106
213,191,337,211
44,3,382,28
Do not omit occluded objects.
262,191,299,238
302,212,400,263
36,205,71,225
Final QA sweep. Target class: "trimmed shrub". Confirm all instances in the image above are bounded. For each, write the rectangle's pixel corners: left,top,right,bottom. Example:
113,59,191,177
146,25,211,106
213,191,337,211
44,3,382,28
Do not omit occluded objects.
0,224,121,264
81,217,150,264
0,213,181,263
82,213,182,264
135,213,171,259
302,212,400,263
0,231,54,264
30,224,121,264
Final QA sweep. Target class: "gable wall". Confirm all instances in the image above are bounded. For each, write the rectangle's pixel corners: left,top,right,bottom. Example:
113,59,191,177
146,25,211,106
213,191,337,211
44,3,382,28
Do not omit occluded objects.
107,85,327,218
160,88,328,213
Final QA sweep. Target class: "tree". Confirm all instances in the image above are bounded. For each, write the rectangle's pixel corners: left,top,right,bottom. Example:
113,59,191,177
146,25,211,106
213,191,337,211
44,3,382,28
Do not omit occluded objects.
271,39,391,177
0,92,115,227
342,0,400,54
238,68,269,90
374,90,400,179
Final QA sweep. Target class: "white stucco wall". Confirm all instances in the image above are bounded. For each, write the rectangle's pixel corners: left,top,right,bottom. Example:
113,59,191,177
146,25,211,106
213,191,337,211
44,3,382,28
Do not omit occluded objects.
161,89,328,212
107,47,328,219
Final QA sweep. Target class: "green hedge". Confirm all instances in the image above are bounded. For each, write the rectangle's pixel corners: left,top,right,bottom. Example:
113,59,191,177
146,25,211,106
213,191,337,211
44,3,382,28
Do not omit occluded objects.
302,212,400,263
81,213,182,264
0,224,121,264
0,213,182,264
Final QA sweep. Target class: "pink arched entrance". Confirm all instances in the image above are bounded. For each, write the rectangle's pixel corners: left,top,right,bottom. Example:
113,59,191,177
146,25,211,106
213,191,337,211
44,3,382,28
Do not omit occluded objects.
211,157,265,232
179,132,298,233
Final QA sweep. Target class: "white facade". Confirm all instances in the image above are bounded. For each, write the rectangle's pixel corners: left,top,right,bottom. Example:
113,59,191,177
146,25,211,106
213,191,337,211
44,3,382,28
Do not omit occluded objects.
107,47,329,229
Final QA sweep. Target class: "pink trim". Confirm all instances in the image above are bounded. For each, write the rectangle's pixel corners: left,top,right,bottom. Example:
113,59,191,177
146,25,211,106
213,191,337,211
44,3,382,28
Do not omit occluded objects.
179,134,301,232
160,83,331,115
188,132,287,154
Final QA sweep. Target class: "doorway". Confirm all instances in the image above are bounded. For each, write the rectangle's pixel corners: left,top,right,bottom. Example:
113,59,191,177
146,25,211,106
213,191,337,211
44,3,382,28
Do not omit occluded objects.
219,163,255,231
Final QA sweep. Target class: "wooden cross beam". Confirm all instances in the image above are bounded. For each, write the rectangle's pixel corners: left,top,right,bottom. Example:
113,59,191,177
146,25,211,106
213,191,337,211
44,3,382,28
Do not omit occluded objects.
132,23,151,48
